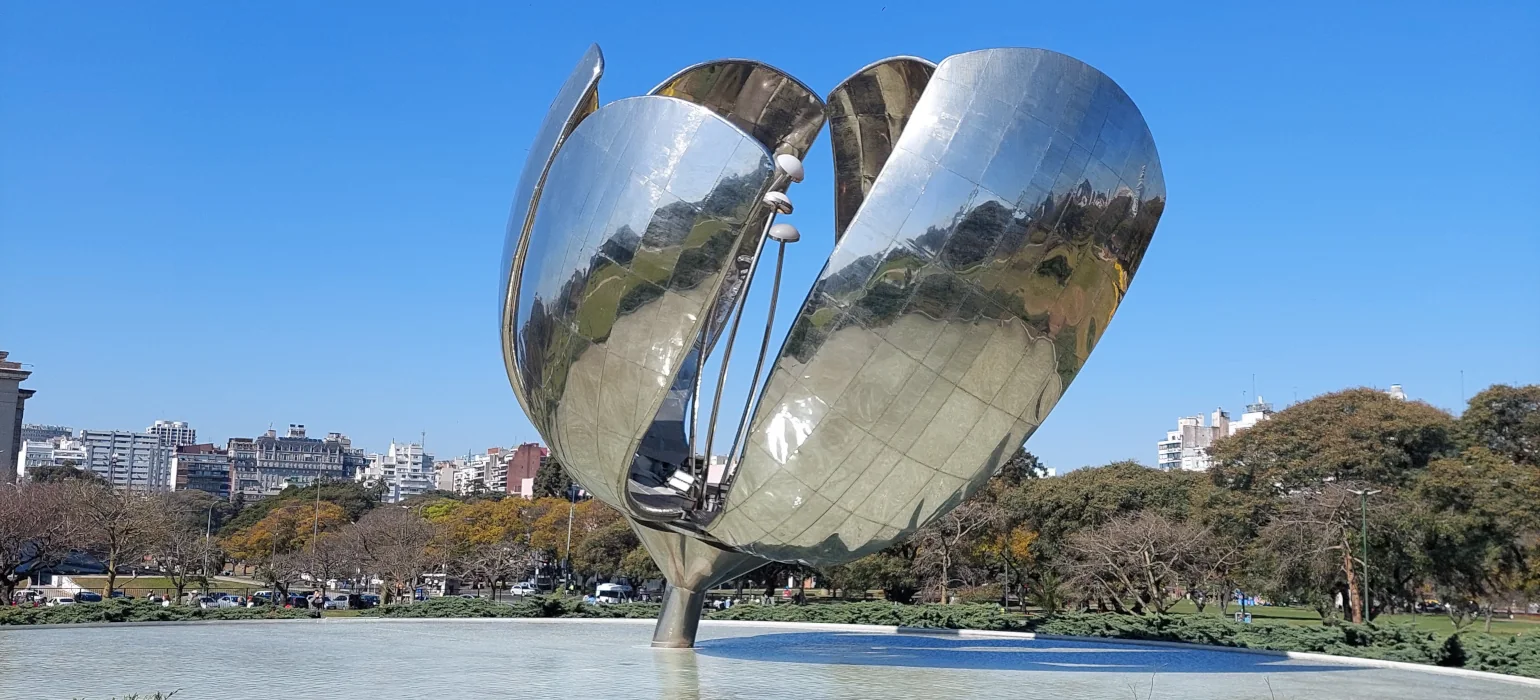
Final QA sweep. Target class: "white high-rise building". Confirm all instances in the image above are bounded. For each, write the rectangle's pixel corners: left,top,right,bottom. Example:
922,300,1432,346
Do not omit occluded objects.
360,442,435,503
147,420,197,448
18,437,89,479
443,448,505,494
1157,398,1273,472
79,430,172,491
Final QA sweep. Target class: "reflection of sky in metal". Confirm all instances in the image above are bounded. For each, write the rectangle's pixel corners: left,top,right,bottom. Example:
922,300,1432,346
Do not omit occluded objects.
8,621,1534,700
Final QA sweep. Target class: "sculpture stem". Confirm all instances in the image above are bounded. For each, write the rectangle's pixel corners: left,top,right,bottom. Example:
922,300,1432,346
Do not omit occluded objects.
652,584,706,648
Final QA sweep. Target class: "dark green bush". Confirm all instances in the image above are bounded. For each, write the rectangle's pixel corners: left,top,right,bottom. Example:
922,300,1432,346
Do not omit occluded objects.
0,600,311,625
358,596,661,620
705,601,1019,630
1460,633,1540,679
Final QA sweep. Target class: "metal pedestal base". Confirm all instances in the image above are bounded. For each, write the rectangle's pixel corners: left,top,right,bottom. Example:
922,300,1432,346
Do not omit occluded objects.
651,584,705,648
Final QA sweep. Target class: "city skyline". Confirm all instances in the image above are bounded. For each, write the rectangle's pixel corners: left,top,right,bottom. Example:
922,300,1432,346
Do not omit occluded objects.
3,2,1536,471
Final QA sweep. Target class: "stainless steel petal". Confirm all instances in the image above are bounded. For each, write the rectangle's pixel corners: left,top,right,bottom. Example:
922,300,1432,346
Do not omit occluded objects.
651,59,825,159
512,94,776,513
645,60,830,494
708,48,1165,565
651,63,827,352
827,56,936,242
500,44,603,418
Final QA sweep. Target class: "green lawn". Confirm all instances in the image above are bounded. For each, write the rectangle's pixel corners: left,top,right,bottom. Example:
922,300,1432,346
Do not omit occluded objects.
1160,599,1539,637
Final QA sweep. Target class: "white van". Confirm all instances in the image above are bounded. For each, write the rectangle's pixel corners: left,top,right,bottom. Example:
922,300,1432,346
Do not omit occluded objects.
595,583,632,604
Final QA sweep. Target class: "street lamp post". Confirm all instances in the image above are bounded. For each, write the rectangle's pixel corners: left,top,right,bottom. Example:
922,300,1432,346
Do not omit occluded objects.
563,483,576,588
1347,488,1381,623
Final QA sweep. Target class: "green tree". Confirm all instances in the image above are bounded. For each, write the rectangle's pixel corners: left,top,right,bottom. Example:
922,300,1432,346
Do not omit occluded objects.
1414,447,1538,630
220,480,381,535
993,447,1045,486
27,462,104,484
1001,460,1203,558
1209,388,1457,493
571,520,639,579
1457,384,1539,467
838,548,920,604
531,457,575,499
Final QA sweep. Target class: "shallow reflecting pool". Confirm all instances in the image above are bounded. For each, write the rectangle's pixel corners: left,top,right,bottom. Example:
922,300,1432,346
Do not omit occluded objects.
1,619,1533,699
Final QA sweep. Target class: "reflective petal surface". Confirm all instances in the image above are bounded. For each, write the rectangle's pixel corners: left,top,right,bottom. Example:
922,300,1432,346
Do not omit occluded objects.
827,57,936,242
511,94,776,509
708,48,1165,564
501,44,603,415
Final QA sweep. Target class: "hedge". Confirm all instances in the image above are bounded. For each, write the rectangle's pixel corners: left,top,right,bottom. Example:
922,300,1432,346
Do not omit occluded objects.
0,599,312,625
705,601,1018,630
358,596,660,620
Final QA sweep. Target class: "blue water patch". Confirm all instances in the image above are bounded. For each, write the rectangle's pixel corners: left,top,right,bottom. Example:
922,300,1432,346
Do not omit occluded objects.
696,631,1355,675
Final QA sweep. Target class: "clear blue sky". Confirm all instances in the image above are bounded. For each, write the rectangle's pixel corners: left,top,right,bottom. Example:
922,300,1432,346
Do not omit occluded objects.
3,1,1537,471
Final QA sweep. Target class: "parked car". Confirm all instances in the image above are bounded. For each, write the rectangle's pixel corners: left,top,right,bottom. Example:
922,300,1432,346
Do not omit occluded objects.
193,595,218,609
212,594,245,608
325,594,362,610
73,591,103,603
509,582,540,598
108,590,133,599
11,590,43,606
595,583,633,604
359,594,381,608
46,597,76,607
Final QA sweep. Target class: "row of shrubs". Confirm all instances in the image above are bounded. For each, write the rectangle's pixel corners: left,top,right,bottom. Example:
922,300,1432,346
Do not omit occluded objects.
358,596,661,620
357,597,1023,629
0,599,313,625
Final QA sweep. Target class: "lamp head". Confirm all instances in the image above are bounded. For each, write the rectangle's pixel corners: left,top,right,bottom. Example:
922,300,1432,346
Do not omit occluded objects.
774,153,804,183
768,223,800,243
762,191,793,214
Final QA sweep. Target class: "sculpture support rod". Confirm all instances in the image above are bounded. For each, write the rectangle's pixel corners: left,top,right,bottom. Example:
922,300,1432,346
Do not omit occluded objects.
725,239,788,475
651,584,706,648
695,211,777,506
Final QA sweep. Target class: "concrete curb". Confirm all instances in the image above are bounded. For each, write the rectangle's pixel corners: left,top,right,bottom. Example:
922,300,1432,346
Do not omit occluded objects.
4,616,1536,687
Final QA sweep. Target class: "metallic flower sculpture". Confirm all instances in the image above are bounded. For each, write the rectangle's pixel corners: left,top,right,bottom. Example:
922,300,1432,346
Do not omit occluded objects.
499,45,1165,647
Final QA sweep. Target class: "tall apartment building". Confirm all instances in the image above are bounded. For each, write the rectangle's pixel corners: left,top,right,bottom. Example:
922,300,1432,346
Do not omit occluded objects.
443,448,508,494
486,447,507,492
170,443,232,500
0,351,35,483
506,443,547,498
18,437,88,480
361,442,435,503
435,460,457,492
229,424,362,499
79,430,172,491
1157,398,1274,472
148,420,198,448
20,424,72,443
